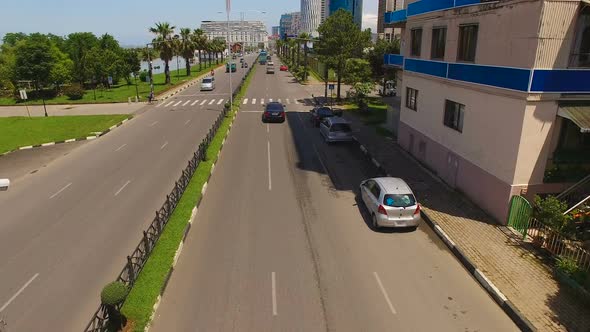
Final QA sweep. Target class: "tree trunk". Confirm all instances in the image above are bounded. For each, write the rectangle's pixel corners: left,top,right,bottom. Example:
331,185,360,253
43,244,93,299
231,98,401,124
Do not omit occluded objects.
185,57,191,76
216,52,219,65
297,43,300,68
164,60,171,84
337,61,342,100
198,50,202,71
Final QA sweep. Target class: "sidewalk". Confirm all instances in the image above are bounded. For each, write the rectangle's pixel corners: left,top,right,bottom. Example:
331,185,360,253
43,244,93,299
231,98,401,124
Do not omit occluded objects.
343,112,590,332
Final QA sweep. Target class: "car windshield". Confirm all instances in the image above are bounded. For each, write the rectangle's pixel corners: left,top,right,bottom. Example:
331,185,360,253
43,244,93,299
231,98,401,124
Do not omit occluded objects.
202,79,212,83
383,194,416,208
330,123,351,132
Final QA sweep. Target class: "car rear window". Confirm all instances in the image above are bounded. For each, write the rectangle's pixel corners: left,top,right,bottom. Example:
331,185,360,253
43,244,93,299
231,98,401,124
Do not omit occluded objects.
202,78,212,83
318,108,333,116
266,103,284,111
330,123,351,132
383,194,416,208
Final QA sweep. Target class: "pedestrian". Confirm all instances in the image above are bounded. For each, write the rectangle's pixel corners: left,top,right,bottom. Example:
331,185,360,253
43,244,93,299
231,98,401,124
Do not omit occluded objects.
148,91,154,104
210,69,214,77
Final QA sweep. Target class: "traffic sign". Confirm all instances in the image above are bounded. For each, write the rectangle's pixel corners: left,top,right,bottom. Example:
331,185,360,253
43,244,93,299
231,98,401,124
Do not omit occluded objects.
19,89,28,100
108,76,113,85
328,84,335,90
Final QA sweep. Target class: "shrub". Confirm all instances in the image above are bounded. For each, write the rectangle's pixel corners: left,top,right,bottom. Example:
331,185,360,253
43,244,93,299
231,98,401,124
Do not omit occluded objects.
556,256,588,286
533,195,574,235
101,281,129,306
139,70,148,82
63,84,85,100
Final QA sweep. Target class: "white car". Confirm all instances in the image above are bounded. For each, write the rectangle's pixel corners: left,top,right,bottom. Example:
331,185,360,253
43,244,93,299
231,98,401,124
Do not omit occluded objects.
360,177,421,230
200,77,215,91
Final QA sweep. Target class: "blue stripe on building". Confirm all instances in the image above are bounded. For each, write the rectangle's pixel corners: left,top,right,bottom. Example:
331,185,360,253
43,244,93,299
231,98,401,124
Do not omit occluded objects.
448,63,530,92
530,70,590,93
404,58,447,78
407,0,453,16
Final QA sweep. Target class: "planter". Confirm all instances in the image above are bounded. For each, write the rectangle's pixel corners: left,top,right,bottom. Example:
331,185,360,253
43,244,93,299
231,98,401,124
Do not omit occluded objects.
554,269,590,306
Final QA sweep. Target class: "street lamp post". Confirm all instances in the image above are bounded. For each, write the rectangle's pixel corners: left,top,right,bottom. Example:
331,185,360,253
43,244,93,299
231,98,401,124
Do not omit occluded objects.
226,8,233,111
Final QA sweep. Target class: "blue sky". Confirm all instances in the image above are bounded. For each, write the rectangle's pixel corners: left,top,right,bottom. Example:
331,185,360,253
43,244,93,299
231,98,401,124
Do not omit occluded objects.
0,0,379,46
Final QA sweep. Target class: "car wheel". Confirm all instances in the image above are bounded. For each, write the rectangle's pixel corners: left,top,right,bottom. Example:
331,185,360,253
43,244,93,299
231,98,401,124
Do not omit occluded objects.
372,214,380,230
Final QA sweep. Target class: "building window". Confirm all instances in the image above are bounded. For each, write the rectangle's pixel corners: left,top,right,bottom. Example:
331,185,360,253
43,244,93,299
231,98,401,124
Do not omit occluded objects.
457,24,478,62
410,28,422,57
406,87,418,111
431,27,446,60
443,100,465,132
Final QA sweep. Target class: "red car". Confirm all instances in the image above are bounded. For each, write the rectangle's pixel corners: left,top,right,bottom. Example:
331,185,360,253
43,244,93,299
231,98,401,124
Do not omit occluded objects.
280,65,288,71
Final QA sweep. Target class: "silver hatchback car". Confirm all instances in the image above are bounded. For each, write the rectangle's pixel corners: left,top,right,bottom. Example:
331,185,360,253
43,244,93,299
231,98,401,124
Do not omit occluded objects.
360,177,421,229
200,77,215,91
319,117,354,142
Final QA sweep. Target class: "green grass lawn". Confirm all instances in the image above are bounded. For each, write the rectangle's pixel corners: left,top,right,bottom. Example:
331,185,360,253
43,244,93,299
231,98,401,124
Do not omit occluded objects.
0,62,222,106
344,98,388,125
0,115,129,154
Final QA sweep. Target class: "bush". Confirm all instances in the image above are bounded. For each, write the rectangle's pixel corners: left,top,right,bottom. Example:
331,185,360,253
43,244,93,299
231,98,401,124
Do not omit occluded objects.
556,256,588,287
63,84,85,100
139,70,148,82
533,195,574,235
101,281,129,306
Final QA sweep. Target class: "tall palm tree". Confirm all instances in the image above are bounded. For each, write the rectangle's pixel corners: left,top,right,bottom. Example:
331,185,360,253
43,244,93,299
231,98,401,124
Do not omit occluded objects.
149,22,176,84
212,39,226,64
178,28,196,76
193,29,208,70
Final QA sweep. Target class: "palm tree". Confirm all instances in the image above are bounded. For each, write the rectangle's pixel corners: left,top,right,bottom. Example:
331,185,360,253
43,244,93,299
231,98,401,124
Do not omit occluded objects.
192,29,207,71
178,28,196,76
149,22,176,84
212,39,226,64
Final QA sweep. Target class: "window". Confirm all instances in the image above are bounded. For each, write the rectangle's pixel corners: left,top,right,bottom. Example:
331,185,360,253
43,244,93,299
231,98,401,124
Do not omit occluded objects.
406,87,418,111
431,27,446,60
410,28,422,57
443,100,465,132
383,194,416,208
370,183,382,199
457,24,478,62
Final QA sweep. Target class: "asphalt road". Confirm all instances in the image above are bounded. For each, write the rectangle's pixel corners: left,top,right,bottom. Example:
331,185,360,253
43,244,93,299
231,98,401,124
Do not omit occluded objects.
0,55,256,331
151,60,518,331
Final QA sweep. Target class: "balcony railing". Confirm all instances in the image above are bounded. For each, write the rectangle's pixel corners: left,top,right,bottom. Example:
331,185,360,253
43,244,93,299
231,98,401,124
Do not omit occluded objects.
384,54,404,67
384,9,407,24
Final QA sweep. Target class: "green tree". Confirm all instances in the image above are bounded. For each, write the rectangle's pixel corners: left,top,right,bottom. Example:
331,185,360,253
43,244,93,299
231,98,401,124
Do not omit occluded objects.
14,34,55,88
533,196,574,235
178,28,196,76
49,44,73,92
317,9,372,99
2,32,27,46
122,48,141,84
366,38,401,78
65,32,98,84
149,22,176,84
343,58,374,105
192,29,208,71
0,44,17,91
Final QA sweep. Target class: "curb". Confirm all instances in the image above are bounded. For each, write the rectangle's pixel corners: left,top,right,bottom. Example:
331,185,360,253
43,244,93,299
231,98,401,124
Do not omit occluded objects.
0,116,132,157
352,135,537,332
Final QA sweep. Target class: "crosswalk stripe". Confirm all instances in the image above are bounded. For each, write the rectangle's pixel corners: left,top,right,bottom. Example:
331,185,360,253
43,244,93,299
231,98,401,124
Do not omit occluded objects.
191,100,199,106
294,99,300,104
156,101,166,108
165,101,175,107
182,100,191,106
217,99,224,105
208,99,215,105
173,101,183,107
286,99,291,104
252,98,256,104
269,98,273,102
261,98,265,104
278,98,282,103
200,100,207,106
243,98,248,105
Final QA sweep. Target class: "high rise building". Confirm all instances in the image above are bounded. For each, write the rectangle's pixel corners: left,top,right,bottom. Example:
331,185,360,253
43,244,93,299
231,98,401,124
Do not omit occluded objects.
272,26,280,38
200,21,268,49
328,0,363,27
301,0,327,37
279,12,302,37
378,0,402,40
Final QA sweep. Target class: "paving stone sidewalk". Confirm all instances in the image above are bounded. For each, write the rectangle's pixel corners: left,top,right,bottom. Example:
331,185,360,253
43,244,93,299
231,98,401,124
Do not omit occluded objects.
343,112,590,332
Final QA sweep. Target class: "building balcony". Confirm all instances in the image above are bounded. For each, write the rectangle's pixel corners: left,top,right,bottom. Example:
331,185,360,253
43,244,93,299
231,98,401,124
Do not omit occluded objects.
384,54,404,68
406,0,486,17
384,9,407,26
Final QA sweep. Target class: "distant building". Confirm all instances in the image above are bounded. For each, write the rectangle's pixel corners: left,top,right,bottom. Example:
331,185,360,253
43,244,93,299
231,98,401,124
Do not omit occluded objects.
272,26,280,37
378,0,402,40
280,12,302,37
301,0,328,37
383,0,590,222
329,0,363,27
200,21,268,49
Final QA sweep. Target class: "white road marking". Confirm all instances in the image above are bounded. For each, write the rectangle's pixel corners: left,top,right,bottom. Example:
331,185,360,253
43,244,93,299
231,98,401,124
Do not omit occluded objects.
184,119,191,126
271,272,277,316
278,98,282,103
191,100,199,106
269,98,273,102
208,99,216,105
217,99,224,105
250,98,256,104
50,183,72,199
200,100,207,105
267,123,270,133
165,101,175,107
286,99,290,104
243,98,249,105
261,98,265,104
182,100,191,106
160,141,168,150
173,100,183,107
267,141,272,191
373,272,397,315
149,121,158,127
294,99,300,104
114,180,131,196
156,101,166,108
0,273,39,313
115,143,127,152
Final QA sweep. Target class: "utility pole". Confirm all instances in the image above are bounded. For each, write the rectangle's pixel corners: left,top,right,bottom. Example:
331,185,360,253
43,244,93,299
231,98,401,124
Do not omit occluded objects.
227,1,233,111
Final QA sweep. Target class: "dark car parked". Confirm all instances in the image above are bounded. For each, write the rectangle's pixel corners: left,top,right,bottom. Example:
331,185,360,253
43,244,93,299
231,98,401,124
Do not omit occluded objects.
262,102,286,123
310,106,335,127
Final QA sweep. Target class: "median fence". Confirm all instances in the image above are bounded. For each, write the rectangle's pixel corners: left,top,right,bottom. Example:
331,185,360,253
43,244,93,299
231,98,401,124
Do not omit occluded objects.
83,62,255,332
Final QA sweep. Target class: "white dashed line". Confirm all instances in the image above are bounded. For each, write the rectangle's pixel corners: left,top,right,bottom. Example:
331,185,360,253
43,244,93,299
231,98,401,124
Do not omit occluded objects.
173,100,182,107
182,100,191,106
184,119,191,126
49,183,72,199
115,144,127,152
149,121,158,127
165,101,175,107
217,99,224,105
191,100,199,106
271,272,277,316
200,100,207,105
267,141,272,191
208,99,215,105
0,273,39,313
114,180,131,196
374,272,397,315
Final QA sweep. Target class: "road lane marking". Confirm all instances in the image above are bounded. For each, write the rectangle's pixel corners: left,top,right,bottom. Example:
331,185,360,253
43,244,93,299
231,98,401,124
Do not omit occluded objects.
191,100,199,106
200,100,207,106
294,99,300,104
156,101,166,108
184,119,191,126
286,99,290,104
50,183,72,199
0,273,39,313
165,101,175,107
115,144,127,152
114,180,131,196
267,141,272,191
149,121,158,127
217,99,224,105
373,272,397,315
272,272,277,316
173,101,183,107
267,123,269,133
278,98,282,103
243,98,248,104
269,98,273,102
160,141,168,150
261,98,265,104
208,99,216,105
182,100,191,106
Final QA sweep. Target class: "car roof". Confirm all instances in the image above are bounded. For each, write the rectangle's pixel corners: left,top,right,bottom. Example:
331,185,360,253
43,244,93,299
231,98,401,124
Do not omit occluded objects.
325,117,350,125
373,177,413,194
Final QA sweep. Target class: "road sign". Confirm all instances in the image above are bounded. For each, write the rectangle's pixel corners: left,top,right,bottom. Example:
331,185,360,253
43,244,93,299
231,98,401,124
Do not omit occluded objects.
108,76,113,85
329,84,335,90
19,89,28,100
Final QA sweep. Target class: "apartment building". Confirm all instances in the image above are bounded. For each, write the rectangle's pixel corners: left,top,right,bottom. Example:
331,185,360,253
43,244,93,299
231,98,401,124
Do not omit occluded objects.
378,0,403,40
383,0,590,222
200,21,268,48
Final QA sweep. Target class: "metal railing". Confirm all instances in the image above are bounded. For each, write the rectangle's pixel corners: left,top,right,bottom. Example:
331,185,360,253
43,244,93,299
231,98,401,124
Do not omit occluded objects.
526,218,590,272
83,63,254,332
557,174,590,212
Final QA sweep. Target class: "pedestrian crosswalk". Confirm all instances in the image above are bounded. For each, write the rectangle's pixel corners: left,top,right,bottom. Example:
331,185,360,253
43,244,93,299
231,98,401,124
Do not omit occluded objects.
156,97,302,108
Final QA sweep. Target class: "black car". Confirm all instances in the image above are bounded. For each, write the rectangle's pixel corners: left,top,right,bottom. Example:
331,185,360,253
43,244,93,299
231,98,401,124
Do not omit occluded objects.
310,106,335,127
262,102,286,123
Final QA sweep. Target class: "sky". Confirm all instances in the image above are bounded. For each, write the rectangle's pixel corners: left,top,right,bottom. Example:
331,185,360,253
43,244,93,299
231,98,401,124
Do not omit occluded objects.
0,0,379,47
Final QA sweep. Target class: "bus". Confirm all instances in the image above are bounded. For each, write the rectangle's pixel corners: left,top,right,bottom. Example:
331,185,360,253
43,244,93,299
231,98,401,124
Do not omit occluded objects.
259,51,268,65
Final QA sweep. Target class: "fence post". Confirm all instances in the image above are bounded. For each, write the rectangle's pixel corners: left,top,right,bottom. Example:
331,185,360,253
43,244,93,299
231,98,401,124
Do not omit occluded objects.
127,256,135,284
143,230,150,254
